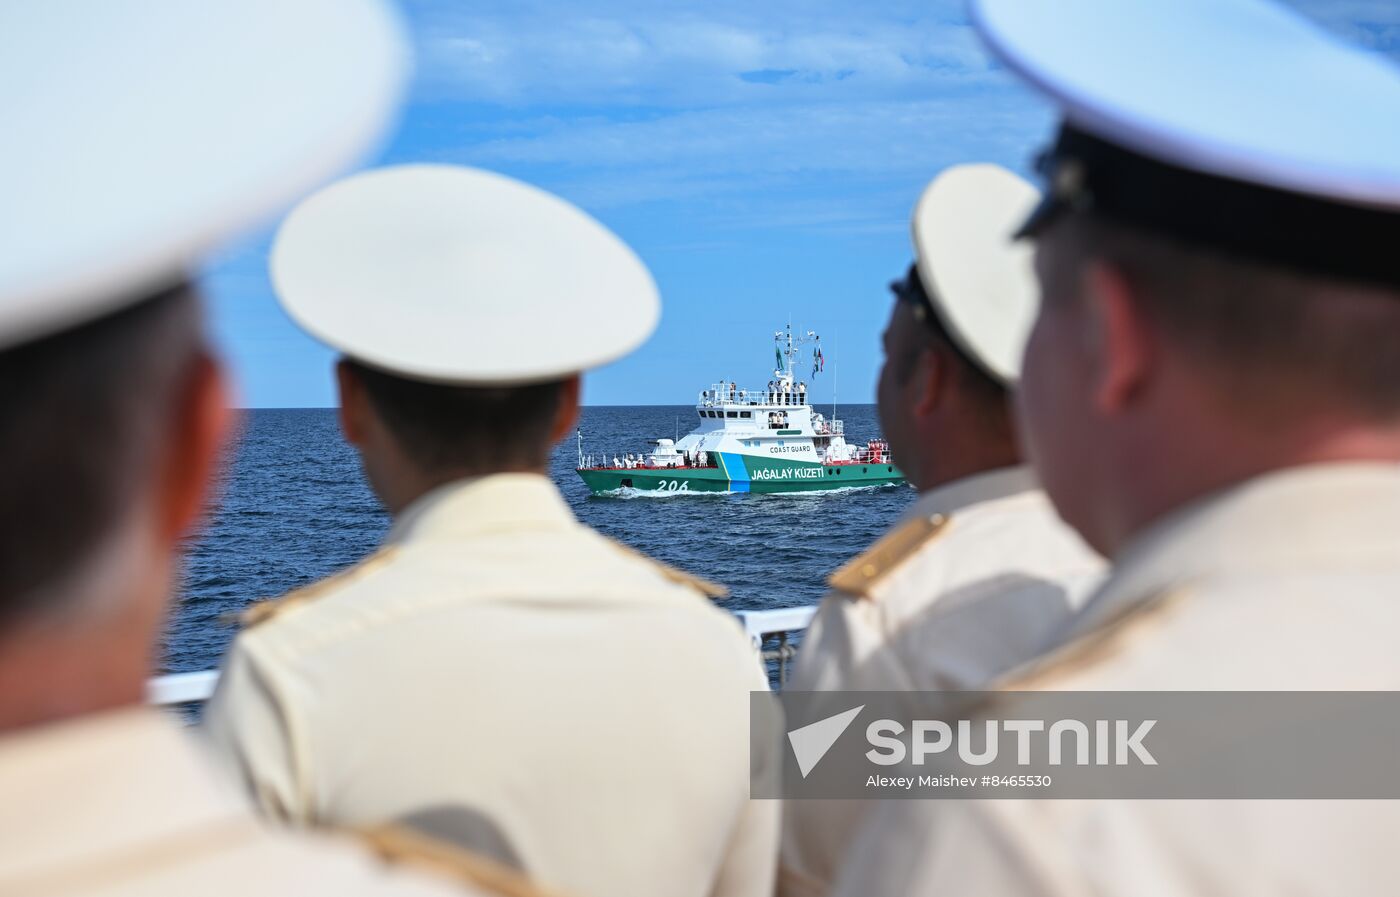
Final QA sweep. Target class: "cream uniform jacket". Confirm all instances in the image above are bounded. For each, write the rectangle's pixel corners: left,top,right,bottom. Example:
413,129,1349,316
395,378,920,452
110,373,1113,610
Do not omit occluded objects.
832,463,1400,897
0,708,514,897
203,473,778,897
778,465,1103,897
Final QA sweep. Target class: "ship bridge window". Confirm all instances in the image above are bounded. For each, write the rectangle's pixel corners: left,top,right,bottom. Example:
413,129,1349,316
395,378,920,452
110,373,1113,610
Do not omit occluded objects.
740,411,751,418
726,411,738,418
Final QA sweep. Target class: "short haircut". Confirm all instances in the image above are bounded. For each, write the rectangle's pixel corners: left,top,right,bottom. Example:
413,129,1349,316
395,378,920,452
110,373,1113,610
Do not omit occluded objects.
0,282,202,626
890,266,1010,412
344,360,567,475
1048,212,1400,421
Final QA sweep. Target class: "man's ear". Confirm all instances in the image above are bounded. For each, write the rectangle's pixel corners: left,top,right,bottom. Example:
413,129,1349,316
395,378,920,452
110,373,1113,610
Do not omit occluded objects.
1084,260,1155,414
158,351,233,543
911,347,945,418
548,375,582,443
336,359,369,446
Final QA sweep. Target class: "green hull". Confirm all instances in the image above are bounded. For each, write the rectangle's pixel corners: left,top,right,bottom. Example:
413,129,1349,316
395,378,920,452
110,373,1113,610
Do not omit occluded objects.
576,453,905,495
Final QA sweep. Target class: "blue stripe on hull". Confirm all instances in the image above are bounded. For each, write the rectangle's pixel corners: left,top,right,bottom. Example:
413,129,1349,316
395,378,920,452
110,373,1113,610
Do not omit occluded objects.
717,452,750,492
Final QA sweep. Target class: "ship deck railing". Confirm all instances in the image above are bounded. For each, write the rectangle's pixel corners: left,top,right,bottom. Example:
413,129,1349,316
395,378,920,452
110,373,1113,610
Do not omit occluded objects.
579,447,890,471
577,455,719,471
576,455,890,472
698,382,814,409
146,607,815,706
737,606,816,687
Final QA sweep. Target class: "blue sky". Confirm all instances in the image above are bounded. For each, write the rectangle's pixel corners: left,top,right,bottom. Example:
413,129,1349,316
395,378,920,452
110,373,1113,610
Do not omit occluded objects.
201,0,1400,408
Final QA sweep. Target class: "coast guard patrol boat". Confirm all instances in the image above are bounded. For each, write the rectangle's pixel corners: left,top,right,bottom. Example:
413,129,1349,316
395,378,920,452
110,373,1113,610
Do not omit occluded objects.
576,325,906,494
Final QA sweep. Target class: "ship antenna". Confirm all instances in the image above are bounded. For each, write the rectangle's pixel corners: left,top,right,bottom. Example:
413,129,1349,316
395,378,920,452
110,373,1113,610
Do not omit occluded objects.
831,329,838,423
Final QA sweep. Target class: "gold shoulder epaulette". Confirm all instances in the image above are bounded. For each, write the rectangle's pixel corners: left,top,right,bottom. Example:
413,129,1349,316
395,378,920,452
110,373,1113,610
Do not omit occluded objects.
827,512,949,598
604,538,729,600
233,547,398,628
357,824,570,897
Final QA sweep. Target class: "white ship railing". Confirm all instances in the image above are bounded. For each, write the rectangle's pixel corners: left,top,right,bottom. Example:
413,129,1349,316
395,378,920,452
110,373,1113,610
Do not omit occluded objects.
737,607,816,686
699,382,809,407
146,607,817,706
735,606,816,651
147,669,220,705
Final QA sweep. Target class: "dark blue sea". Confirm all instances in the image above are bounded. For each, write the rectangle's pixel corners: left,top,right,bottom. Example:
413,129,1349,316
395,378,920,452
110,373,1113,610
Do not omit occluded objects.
165,406,915,674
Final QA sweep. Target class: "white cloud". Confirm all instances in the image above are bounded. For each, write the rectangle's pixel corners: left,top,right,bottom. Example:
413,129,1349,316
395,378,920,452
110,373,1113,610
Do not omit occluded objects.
419,93,1053,232
386,0,1400,234
404,0,996,107
391,1,1053,230
457,95,1044,176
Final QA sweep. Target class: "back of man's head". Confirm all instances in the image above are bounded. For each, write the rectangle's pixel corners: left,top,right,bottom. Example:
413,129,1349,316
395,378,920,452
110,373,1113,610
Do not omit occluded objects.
340,359,572,489
0,284,205,628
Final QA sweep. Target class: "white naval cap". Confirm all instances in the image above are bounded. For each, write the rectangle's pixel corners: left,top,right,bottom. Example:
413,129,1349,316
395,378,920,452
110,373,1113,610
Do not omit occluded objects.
971,0,1400,287
269,164,661,386
0,0,408,352
910,164,1041,384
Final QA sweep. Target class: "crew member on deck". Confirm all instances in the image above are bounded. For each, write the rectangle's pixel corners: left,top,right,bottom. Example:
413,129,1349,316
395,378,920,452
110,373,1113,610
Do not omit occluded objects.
835,1,1400,894
202,164,779,897
0,3,523,895
779,164,1104,897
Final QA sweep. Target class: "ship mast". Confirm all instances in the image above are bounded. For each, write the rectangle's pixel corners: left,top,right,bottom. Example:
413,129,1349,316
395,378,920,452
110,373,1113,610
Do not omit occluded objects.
773,323,819,395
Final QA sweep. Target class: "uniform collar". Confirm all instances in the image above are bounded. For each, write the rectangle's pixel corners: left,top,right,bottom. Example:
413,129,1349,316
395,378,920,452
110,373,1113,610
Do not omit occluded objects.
1066,461,1400,639
0,707,250,887
902,464,1039,523
386,473,577,546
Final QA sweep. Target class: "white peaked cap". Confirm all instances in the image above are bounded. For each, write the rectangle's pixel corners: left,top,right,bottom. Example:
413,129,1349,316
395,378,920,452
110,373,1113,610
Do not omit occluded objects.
912,164,1041,384
270,165,662,385
0,0,408,352
968,0,1400,288
970,0,1400,210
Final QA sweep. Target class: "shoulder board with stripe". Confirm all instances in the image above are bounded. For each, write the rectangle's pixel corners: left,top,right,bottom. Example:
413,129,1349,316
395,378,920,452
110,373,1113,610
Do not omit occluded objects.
356,824,570,897
604,537,729,600
234,547,398,628
827,512,949,599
